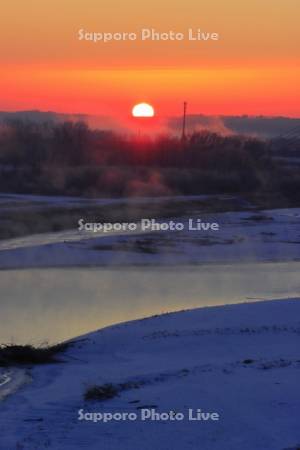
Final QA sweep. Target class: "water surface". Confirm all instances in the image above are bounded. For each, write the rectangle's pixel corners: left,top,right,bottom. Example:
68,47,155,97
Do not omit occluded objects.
1,262,299,343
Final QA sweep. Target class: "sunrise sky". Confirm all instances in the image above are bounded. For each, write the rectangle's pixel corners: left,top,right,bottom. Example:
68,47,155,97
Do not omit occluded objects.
0,0,299,118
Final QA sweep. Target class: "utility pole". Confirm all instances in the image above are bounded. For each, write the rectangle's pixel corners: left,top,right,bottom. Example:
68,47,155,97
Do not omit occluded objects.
181,101,187,142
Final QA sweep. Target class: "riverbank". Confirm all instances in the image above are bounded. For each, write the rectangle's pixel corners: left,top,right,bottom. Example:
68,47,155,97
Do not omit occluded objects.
1,298,300,450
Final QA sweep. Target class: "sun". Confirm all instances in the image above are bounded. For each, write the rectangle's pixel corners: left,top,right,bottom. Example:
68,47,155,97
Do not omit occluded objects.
132,102,155,117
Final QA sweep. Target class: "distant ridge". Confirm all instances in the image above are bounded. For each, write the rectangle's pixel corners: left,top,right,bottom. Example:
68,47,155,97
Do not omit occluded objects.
1,110,300,138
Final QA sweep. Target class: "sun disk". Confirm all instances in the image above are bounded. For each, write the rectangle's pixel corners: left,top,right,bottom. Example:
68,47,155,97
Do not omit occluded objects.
132,103,155,117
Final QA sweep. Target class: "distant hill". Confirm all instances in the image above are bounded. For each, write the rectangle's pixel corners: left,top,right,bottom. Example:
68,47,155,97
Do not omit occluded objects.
0,110,300,138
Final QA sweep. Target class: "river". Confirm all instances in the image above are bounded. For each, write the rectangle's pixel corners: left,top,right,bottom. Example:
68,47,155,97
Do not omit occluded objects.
1,261,300,344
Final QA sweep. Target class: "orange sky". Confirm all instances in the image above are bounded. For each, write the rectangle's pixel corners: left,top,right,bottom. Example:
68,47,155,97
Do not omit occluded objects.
0,0,299,118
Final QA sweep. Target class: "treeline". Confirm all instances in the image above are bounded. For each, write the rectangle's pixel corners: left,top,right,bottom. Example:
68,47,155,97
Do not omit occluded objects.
0,120,268,168
0,120,299,199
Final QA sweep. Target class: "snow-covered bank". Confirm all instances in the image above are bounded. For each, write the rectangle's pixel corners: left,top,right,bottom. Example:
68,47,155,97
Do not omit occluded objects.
0,368,30,401
1,298,300,450
0,208,299,269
